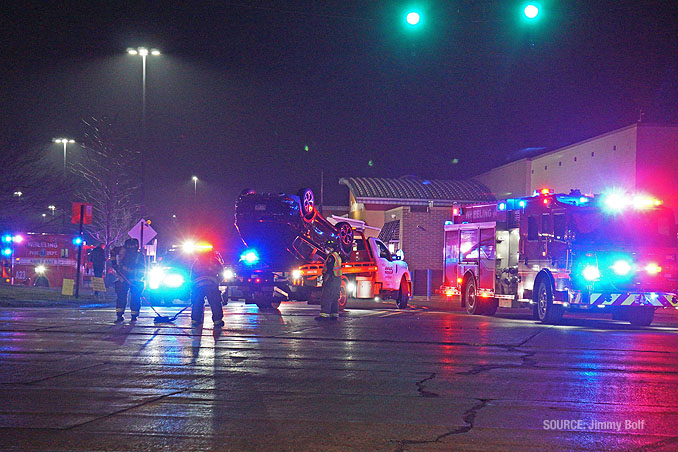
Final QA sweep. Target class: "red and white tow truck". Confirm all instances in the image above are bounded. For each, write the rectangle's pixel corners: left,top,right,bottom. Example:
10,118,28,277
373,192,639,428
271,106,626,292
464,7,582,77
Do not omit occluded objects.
441,189,678,326
295,217,412,309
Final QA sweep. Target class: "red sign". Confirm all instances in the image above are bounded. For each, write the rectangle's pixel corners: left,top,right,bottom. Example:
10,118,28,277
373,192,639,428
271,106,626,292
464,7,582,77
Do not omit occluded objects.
72,203,93,225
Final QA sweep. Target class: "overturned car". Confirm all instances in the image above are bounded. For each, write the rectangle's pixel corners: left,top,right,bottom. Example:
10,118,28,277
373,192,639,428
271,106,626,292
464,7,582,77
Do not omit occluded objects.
225,188,354,309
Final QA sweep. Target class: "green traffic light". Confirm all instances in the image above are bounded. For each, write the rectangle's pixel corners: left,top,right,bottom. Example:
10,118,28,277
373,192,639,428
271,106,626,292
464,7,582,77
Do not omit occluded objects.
406,11,420,26
523,3,540,20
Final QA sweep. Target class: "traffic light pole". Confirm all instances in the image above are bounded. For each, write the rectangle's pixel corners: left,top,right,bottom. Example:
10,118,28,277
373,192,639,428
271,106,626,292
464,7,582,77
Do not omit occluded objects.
74,204,84,298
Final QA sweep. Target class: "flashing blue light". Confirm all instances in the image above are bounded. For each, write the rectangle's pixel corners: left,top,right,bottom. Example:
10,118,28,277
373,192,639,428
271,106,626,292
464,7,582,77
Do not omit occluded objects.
518,200,526,208
73,237,83,245
2,248,11,256
241,250,259,264
579,197,589,204
498,202,506,211
445,220,453,225
1,235,12,243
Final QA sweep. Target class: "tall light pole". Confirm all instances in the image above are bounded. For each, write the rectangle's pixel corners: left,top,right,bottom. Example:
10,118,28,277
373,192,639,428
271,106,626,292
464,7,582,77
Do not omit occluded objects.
192,176,198,198
53,138,75,174
127,46,160,216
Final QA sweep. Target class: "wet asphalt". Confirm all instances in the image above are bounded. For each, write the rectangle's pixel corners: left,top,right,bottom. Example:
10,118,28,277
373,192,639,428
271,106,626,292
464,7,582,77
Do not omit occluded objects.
1,297,677,451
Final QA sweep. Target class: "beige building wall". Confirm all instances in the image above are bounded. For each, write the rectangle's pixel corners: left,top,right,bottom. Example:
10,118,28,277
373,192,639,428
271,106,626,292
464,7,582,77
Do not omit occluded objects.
530,125,638,195
474,159,532,198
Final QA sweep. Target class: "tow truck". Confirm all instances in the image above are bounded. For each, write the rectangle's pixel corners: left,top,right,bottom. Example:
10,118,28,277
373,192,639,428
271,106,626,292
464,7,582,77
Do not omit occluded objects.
294,217,412,309
441,189,678,326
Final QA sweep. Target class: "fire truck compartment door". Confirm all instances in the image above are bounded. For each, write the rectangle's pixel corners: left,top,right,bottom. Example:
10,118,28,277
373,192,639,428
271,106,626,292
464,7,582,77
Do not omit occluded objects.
479,227,496,290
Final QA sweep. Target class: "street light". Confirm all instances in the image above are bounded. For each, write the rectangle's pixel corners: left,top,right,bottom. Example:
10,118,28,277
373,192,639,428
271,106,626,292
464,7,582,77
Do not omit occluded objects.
192,176,198,197
53,138,75,173
126,46,161,215
48,205,56,216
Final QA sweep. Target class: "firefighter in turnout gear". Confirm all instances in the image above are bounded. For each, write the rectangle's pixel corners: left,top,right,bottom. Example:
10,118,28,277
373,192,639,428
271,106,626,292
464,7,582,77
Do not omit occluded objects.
190,250,225,328
114,239,144,323
316,242,343,321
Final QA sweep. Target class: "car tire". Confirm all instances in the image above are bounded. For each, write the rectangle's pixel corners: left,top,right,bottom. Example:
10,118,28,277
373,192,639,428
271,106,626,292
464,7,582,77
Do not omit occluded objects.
464,278,482,315
627,306,654,327
535,277,563,324
395,278,409,309
297,188,315,221
335,221,354,258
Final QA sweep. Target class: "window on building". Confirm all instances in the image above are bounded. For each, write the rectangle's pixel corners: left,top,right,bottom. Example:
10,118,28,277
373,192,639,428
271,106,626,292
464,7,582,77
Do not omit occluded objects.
559,161,562,166
574,157,577,162
591,152,595,157
613,145,616,150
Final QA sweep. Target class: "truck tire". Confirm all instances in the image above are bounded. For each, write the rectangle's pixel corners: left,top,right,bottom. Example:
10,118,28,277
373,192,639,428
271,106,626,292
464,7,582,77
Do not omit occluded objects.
395,278,409,309
483,298,498,316
464,279,482,315
335,221,354,258
297,188,315,221
338,280,348,309
627,306,654,327
535,278,563,324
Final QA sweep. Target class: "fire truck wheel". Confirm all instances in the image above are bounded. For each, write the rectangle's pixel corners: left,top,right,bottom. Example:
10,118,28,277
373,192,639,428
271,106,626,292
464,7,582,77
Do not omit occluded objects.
483,298,498,316
464,279,482,315
535,278,563,324
33,275,49,288
396,278,409,309
627,306,654,327
298,188,316,221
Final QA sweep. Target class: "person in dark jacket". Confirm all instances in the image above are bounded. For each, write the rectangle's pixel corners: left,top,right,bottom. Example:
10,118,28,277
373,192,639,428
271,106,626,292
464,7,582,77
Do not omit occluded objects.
316,242,343,321
114,239,144,323
88,243,106,296
190,251,225,328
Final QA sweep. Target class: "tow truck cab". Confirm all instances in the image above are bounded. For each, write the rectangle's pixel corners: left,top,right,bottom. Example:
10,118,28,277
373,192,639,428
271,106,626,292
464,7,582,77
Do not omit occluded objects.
297,219,412,309
442,189,678,326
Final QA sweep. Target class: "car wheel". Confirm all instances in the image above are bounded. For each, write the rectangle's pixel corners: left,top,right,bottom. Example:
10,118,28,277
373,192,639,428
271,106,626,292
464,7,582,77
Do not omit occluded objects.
297,188,315,221
335,221,354,257
627,306,654,327
535,277,563,324
395,278,409,309
464,278,482,315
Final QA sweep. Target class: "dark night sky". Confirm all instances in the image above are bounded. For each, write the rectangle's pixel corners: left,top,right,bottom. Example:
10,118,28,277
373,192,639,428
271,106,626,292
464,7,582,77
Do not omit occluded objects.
2,0,677,247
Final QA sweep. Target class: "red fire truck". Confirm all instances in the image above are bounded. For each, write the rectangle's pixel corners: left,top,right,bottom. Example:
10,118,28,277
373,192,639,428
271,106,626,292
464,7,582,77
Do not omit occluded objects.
441,189,678,326
1,233,87,288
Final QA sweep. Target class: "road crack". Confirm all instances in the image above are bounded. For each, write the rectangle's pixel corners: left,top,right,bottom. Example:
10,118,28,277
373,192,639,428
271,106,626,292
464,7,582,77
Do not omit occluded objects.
415,373,439,398
392,398,491,452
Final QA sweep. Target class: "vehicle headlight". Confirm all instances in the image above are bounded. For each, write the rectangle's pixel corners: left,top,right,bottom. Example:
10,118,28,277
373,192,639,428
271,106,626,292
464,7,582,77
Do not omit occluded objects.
611,259,632,276
163,273,184,288
224,269,235,281
148,267,165,289
582,265,601,281
347,282,356,293
292,269,302,280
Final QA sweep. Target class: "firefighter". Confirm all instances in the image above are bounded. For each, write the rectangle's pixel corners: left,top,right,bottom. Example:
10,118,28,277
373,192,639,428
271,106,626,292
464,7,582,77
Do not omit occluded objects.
114,238,144,323
190,250,225,328
316,242,342,321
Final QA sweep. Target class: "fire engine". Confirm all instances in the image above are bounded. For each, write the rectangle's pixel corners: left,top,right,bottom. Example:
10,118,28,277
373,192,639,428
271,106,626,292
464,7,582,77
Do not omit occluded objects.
1,233,86,288
294,218,411,309
441,189,678,326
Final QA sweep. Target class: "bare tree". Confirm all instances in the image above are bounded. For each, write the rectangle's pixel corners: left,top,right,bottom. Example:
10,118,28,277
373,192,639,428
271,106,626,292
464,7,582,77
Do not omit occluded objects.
70,117,141,254
0,143,71,232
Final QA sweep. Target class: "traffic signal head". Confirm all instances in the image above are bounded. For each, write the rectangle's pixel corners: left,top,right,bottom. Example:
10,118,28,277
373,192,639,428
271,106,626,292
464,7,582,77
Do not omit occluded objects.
73,237,83,245
405,11,421,26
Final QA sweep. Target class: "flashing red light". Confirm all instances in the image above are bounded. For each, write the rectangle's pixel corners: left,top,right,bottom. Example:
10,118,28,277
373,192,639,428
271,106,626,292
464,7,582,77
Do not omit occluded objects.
543,198,549,205
540,188,551,195
255,278,261,283
453,208,459,215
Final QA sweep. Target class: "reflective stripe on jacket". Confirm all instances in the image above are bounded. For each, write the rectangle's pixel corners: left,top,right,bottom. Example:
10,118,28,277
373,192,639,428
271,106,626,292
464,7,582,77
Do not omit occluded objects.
331,252,342,277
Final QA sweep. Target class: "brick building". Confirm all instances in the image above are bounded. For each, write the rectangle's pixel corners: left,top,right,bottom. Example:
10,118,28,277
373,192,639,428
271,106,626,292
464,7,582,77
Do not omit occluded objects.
339,176,493,294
